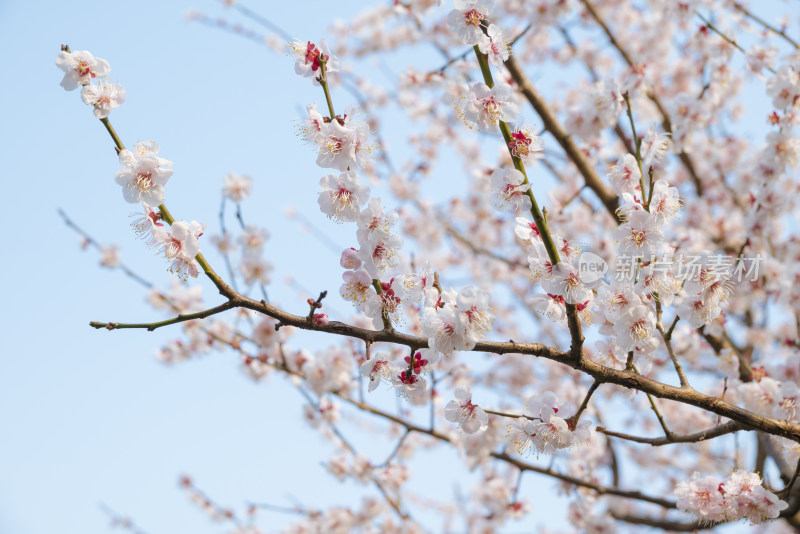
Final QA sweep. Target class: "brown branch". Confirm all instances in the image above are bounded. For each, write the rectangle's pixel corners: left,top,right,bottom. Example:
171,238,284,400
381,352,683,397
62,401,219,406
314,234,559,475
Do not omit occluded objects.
656,303,689,388
598,420,746,446
612,512,715,531
89,301,237,332
646,391,673,439
89,272,800,444
566,380,600,426
781,458,800,498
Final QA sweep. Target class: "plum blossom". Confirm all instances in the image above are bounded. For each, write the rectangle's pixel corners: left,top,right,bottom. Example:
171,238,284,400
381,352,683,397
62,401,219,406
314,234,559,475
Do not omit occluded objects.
472,477,516,517
240,257,273,286
640,126,672,167
56,49,110,90
675,473,726,521
422,291,462,354
648,179,682,227
237,225,270,256
597,281,641,323
527,391,560,421
593,79,624,123
364,279,404,328
303,397,340,429
516,216,542,247
222,173,253,203
326,453,350,481
613,304,658,356
527,293,567,325
356,197,398,245
153,220,205,280
394,266,436,303
359,232,403,279
318,171,370,223
542,262,593,305
462,82,520,130
406,349,438,375
288,39,339,81
565,79,624,140
477,24,510,66
444,386,488,433
457,286,495,348
608,153,641,196
634,263,680,305
507,128,544,163
613,210,663,258
114,142,174,206
129,202,164,245
99,245,121,268
359,352,395,392
675,471,787,524
678,296,722,328
507,392,584,454
339,269,373,309
339,247,362,270
766,65,800,109
508,415,573,455
680,252,733,303
446,0,495,45
80,81,126,119
764,130,800,169
314,117,373,171
491,168,531,212
422,286,494,354
738,376,781,417
746,45,778,76
391,369,429,399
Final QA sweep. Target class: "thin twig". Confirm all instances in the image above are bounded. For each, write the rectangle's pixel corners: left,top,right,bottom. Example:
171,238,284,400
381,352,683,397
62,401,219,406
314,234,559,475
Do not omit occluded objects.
732,2,799,48
90,301,236,331
598,421,745,446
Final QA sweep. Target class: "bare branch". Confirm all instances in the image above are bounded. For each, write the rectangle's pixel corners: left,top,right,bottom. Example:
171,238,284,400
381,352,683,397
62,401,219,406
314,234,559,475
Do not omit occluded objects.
598,421,746,446
90,301,237,332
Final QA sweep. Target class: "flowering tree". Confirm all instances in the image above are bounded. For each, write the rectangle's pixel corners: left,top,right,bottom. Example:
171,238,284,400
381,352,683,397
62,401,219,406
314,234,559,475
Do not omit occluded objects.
56,0,800,531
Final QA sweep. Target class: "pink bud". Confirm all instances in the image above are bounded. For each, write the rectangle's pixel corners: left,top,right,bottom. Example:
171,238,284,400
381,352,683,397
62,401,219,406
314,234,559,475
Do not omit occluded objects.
313,313,330,326
340,248,362,270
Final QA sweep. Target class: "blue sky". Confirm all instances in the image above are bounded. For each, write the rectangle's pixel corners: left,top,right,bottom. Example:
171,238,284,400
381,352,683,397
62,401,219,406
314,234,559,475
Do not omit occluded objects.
2,0,798,533
0,1,400,532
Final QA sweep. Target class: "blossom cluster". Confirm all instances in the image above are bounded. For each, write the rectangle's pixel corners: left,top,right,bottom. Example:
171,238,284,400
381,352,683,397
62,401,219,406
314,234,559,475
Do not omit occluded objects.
295,39,497,363
56,49,124,119
675,471,787,524
57,50,209,280
507,391,592,454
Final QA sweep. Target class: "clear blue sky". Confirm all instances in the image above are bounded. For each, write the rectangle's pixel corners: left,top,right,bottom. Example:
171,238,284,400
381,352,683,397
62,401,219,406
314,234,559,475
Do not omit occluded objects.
1,0,795,533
